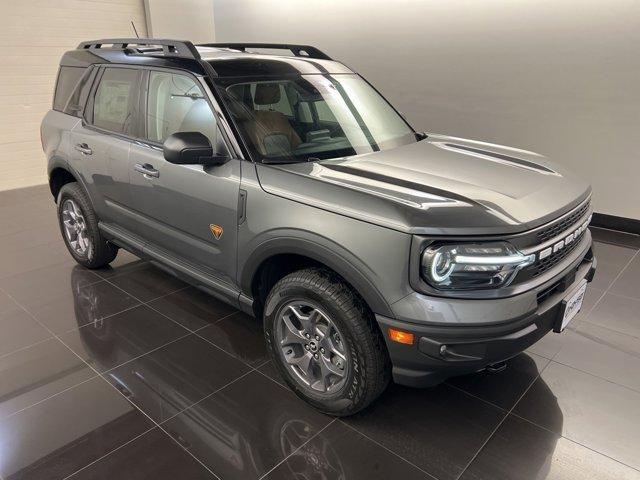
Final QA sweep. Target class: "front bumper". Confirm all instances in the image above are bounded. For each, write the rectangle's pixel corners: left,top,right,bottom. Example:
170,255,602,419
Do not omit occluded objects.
376,240,596,388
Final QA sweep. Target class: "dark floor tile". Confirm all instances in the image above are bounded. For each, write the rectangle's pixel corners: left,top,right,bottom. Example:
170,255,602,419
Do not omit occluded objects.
513,362,640,470
0,338,95,419
26,279,141,334
0,289,16,312
257,360,286,388
0,240,73,279
576,285,605,320
265,421,431,480
108,265,188,302
460,414,640,480
554,320,640,392
59,305,189,373
0,304,51,357
0,219,59,242
67,427,215,480
447,352,549,409
591,227,640,250
0,225,63,255
0,205,58,236
0,376,154,480
608,254,640,300
343,383,506,480
585,292,640,338
148,286,238,332
0,263,101,313
526,287,604,360
162,371,331,480
197,311,269,367
104,334,250,423
527,329,567,360
93,250,148,279
589,242,636,291
0,184,52,206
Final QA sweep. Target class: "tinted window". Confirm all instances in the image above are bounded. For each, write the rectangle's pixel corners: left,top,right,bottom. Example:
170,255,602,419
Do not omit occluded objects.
250,83,293,116
146,71,218,145
53,66,86,114
216,74,415,162
315,101,337,123
92,68,139,134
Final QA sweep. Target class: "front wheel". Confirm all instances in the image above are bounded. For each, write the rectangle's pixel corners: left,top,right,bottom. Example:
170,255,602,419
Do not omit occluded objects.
264,268,391,416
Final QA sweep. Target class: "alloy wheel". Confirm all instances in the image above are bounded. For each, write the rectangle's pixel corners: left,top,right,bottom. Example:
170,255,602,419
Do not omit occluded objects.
61,199,91,256
276,302,349,394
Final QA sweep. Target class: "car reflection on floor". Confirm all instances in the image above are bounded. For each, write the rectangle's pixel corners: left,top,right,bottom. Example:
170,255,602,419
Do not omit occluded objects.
70,266,563,479
70,267,345,479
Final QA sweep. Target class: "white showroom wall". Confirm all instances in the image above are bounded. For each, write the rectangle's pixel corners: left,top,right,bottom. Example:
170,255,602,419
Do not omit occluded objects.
144,0,215,43
212,0,640,222
0,0,148,192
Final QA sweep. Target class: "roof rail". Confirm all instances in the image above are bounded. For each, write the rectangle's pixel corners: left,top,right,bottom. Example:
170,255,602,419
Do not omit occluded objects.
77,38,201,60
199,43,332,60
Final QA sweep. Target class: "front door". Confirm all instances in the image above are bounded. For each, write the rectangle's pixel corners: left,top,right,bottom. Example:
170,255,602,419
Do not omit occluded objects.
128,69,240,286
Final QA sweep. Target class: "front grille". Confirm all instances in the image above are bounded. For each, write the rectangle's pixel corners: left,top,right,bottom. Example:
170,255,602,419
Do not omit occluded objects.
537,202,590,244
529,229,586,277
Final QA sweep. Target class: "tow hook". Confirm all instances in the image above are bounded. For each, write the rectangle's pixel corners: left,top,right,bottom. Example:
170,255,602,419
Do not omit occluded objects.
485,361,507,373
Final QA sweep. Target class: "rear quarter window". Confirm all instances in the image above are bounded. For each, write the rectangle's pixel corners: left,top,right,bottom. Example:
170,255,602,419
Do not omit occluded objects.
53,66,88,115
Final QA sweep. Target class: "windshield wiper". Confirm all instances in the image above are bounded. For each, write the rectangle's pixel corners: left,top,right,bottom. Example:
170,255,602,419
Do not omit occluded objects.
261,158,306,164
261,157,320,164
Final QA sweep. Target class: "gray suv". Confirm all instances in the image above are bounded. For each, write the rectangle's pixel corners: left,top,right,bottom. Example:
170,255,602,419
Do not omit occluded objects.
42,39,596,416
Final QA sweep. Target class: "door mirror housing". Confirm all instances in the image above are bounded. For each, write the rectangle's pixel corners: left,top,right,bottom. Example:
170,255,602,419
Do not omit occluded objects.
163,132,229,166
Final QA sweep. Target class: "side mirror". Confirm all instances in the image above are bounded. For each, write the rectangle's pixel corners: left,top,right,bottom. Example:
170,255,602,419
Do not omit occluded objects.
163,132,229,166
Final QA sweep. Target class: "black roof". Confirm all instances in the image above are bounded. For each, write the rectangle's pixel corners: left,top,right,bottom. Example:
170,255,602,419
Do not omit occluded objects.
61,39,353,77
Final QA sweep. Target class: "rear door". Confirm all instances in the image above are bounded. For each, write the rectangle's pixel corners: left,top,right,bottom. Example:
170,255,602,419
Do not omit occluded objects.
127,69,241,286
71,66,143,231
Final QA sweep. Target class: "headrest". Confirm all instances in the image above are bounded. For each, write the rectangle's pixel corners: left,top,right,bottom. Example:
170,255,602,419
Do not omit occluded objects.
254,83,281,105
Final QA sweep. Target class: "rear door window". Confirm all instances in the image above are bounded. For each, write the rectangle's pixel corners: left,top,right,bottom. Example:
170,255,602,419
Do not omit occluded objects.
91,68,141,135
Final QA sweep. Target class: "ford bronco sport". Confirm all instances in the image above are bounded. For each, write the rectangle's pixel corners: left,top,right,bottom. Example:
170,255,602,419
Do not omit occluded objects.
42,39,596,416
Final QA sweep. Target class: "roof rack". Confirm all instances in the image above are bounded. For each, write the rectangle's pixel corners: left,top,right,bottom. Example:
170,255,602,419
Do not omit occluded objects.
77,38,201,60
199,43,332,60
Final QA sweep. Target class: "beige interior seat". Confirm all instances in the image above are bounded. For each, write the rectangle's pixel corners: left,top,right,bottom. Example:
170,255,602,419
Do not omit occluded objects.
244,83,301,155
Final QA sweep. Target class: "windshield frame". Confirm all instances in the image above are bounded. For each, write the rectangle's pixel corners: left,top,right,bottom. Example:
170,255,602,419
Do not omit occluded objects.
212,73,417,164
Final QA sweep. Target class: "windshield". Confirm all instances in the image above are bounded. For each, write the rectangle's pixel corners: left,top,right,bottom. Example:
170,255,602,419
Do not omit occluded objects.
215,74,416,163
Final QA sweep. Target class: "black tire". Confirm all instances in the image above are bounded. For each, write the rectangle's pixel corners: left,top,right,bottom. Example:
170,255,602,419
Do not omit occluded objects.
57,182,118,269
264,268,391,416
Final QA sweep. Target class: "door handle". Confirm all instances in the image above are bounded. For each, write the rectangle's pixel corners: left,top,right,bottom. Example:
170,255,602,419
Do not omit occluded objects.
134,163,160,178
75,143,92,155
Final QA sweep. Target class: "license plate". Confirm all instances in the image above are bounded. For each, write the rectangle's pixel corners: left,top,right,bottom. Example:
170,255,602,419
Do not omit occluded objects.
556,280,587,333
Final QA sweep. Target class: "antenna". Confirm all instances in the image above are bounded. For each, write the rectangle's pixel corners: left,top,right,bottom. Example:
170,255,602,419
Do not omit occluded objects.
131,21,140,38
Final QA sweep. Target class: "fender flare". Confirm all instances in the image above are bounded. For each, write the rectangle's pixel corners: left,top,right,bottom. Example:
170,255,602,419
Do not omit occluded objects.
48,158,93,206
239,233,394,318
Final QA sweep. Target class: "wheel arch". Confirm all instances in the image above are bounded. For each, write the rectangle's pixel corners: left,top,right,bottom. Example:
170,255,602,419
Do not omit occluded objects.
47,160,95,211
240,235,394,319
48,157,82,199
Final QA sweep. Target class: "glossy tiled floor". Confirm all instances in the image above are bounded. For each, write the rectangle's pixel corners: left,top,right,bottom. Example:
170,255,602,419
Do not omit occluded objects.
1,185,639,480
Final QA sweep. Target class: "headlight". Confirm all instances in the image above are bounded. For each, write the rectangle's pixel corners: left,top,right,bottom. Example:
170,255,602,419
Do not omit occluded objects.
421,242,535,290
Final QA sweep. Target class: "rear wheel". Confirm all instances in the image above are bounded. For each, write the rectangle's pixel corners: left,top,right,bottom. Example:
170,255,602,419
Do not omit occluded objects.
57,182,118,269
264,268,390,416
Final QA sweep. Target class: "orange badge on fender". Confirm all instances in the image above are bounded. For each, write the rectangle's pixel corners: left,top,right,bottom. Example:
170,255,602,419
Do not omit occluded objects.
209,224,223,240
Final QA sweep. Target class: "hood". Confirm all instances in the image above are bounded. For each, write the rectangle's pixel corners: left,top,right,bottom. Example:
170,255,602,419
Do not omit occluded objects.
256,134,591,235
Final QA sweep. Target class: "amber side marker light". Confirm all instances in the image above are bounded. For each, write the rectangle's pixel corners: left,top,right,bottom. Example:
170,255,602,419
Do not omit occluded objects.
388,328,414,345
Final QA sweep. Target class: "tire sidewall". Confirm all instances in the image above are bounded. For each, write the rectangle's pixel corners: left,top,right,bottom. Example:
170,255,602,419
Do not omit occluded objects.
264,279,370,414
